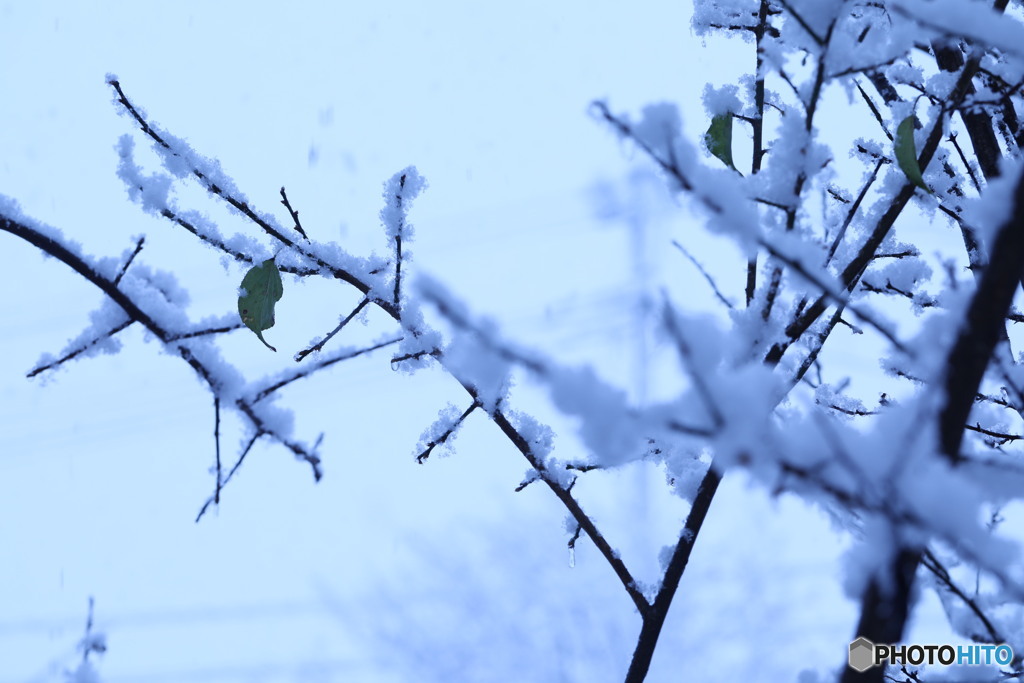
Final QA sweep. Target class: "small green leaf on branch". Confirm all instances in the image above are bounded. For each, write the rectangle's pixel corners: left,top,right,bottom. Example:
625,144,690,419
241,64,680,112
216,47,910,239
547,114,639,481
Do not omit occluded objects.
238,258,283,351
704,114,737,171
895,116,932,194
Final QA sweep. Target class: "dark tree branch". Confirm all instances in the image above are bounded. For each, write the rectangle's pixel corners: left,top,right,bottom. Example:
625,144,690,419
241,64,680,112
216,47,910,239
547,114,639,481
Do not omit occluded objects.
939,178,1024,464
625,466,721,682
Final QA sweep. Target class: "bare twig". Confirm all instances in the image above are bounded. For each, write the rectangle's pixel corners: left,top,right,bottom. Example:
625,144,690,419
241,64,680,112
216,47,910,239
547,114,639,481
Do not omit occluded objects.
921,549,1006,646
672,240,736,310
114,236,145,285
279,187,308,240
415,402,480,463
392,173,407,308
294,298,371,362
27,319,133,378
196,432,261,522
213,396,222,505
257,336,402,402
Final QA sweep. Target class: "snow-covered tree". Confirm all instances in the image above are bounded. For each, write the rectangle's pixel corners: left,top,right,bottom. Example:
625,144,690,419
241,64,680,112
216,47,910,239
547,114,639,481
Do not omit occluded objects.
5,1,1024,681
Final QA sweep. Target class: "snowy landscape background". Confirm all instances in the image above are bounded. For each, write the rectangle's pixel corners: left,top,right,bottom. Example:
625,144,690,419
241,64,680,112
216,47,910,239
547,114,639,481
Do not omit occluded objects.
0,2,978,681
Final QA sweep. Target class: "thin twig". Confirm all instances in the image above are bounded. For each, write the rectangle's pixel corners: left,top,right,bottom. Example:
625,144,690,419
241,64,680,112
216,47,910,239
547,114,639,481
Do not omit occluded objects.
856,79,894,139
168,323,244,341
948,132,983,192
671,240,735,310
415,402,480,463
661,299,725,429
826,158,885,264
514,470,541,492
393,173,406,308
294,298,371,362
214,396,222,505
922,549,1003,645
257,336,401,402
279,187,308,240
114,236,145,286
196,432,261,522
27,319,133,378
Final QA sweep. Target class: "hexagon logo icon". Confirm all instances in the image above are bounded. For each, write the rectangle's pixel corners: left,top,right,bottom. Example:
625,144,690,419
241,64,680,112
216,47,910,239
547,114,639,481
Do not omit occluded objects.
849,637,875,672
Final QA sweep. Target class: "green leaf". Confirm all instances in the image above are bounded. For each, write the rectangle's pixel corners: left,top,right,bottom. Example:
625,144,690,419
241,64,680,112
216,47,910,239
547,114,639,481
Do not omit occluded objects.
238,258,283,352
895,115,932,194
704,113,736,171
